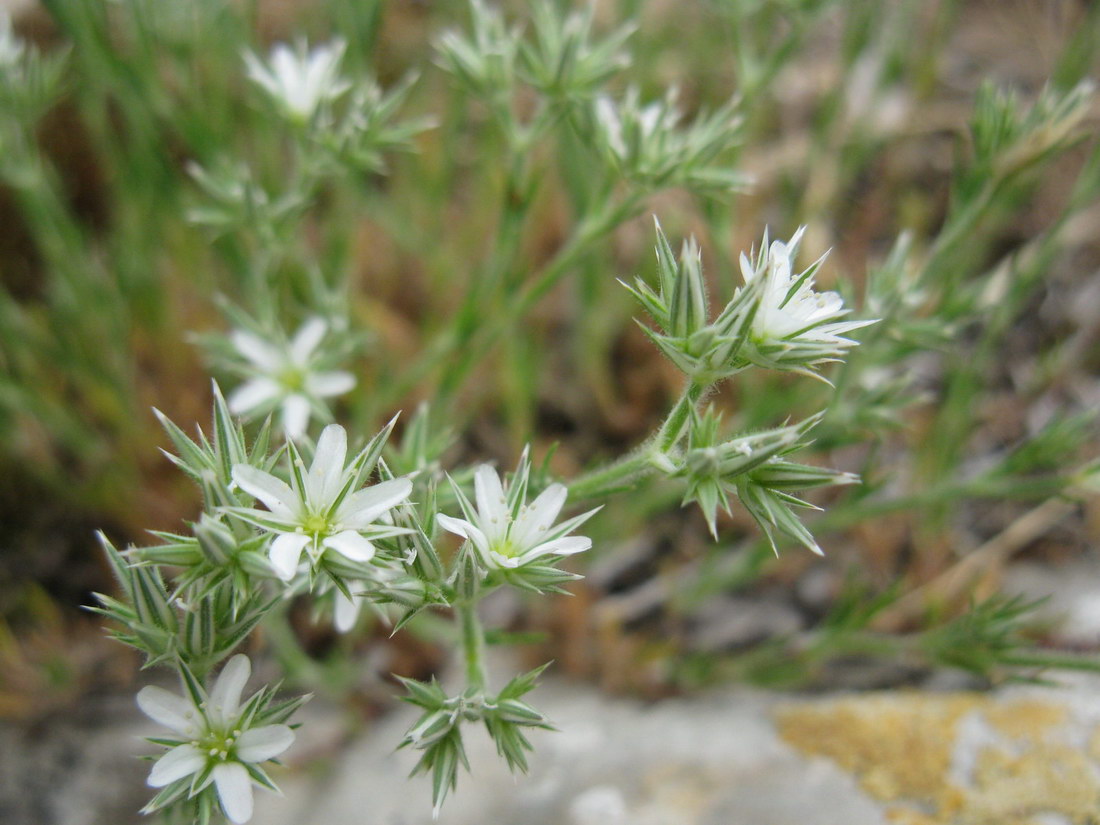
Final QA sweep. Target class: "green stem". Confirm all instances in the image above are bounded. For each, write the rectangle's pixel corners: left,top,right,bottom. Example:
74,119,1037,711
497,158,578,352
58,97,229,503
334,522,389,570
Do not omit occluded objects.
378,192,642,415
655,381,705,453
568,380,708,501
567,450,654,501
820,474,1072,529
458,601,488,691
921,180,1000,289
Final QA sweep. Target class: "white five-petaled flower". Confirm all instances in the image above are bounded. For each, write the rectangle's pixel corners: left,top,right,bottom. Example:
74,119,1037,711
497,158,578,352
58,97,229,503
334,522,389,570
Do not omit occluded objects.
136,655,294,824
228,317,355,440
437,460,598,570
230,424,412,582
741,227,870,346
244,38,351,121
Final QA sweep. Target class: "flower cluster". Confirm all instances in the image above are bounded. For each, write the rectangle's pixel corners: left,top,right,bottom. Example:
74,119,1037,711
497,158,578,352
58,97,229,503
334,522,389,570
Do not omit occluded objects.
626,221,874,382
592,88,749,193
679,409,857,551
91,5,888,821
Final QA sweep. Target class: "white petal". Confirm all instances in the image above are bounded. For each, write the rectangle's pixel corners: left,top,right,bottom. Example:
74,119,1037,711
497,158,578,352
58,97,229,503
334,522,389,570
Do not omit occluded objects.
208,654,251,726
137,686,201,736
527,535,591,560
148,744,205,787
214,762,254,824
244,52,277,95
306,371,355,398
289,317,327,365
739,251,756,284
435,513,472,538
281,394,312,440
308,424,347,508
228,378,281,415
269,533,311,581
304,53,330,108
490,551,522,569
473,465,508,526
322,530,375,563
231,330,282,372
437,514,498,564
461,523,493,562
337,478,412,528
510,483,567,549
270,44,296,85
232,465,298,518
235,724,295,763
333,587,361,633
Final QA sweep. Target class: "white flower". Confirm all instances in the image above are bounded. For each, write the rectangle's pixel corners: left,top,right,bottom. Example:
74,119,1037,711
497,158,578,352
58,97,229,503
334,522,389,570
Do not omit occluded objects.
136,655,294,824
329,571,396,632
230,424,412,582
329,568,397,632
437,458,598,570
227,317,355,440
738,227,874,369
0,13,25,68
594,88,681,168
333,581,365,632
244,38,350,121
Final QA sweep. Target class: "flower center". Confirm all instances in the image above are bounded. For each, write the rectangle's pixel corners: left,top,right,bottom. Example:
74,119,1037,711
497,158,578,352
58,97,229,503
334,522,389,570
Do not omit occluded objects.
302,513,330,536
493,537,518,558
280,367,306,392
196,728,243,763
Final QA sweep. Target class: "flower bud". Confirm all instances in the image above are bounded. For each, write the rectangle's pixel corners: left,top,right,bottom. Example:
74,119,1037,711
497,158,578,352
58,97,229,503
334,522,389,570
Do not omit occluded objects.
406,709,456,750
494,698,547,726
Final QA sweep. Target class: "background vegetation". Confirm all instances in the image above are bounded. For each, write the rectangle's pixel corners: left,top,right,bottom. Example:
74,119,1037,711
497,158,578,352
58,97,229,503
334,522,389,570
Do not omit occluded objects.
1,0,1099,723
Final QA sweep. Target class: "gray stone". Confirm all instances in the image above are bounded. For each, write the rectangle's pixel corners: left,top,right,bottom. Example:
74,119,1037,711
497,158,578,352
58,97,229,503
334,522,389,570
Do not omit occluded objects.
1002,558,1100,646
0,696,147,825
255,680,888,825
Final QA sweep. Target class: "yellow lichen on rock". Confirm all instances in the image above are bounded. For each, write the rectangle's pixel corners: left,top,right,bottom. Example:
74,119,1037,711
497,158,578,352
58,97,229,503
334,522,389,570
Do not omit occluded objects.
775,692,1100,825
966,742,1099,824
983,699,1067,742
884,804,944,825
775,694,978,804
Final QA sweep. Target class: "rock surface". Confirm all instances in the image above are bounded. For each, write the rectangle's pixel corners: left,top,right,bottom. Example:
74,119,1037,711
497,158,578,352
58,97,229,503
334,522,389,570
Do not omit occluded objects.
257,680,888,825
253,672,1100,825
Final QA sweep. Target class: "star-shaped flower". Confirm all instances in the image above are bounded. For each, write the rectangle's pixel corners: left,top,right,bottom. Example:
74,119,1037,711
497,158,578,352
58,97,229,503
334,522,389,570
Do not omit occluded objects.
227,317,355,440
244,38,351,122
230,423,412,582
738,228,874,370
136,655,296,824
437,455,598,570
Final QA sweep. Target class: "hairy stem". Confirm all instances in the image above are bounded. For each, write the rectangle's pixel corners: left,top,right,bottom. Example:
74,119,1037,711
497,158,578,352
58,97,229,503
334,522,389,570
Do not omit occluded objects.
568,380,708,501
458,601,488,691
655,381,705,453
567,450,654,501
